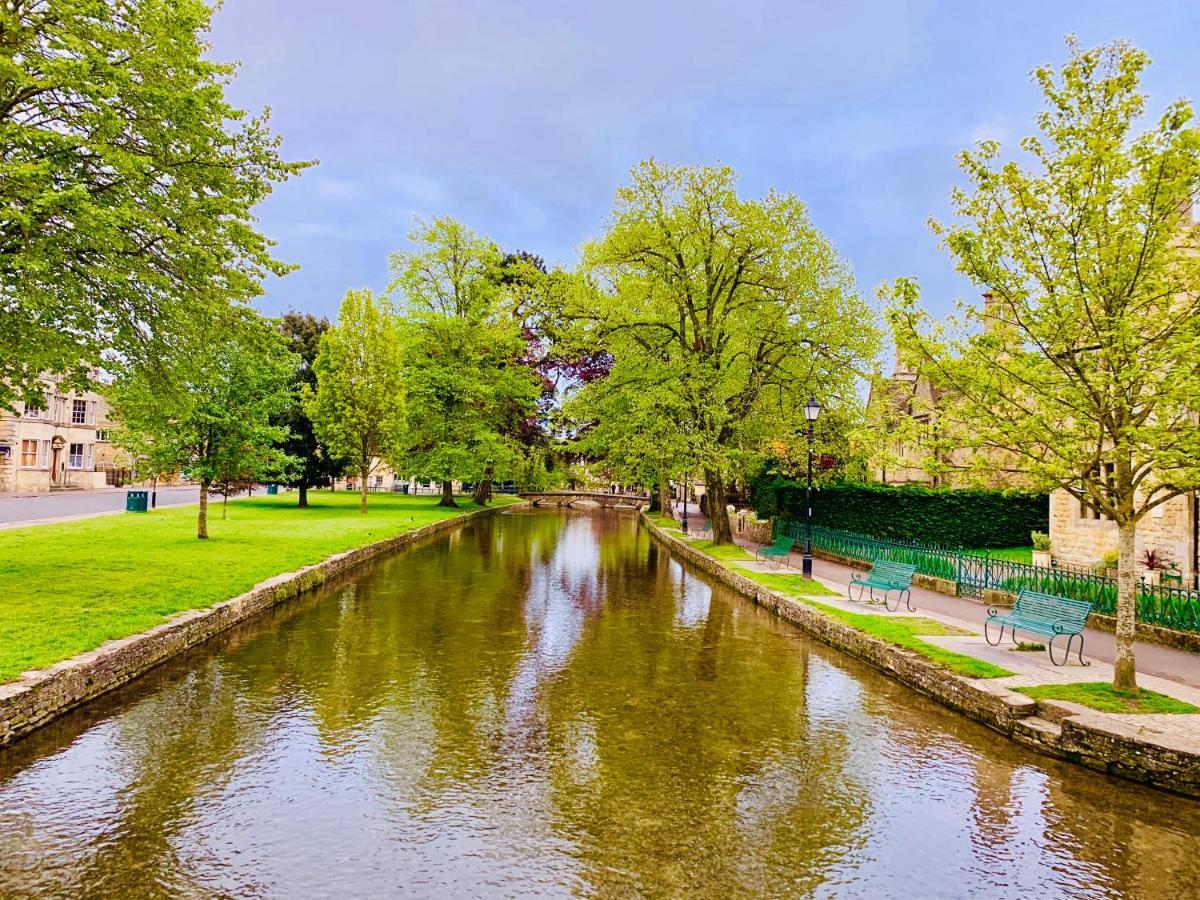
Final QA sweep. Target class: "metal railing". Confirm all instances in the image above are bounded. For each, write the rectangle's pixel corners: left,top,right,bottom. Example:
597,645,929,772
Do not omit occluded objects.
781,521,1200,635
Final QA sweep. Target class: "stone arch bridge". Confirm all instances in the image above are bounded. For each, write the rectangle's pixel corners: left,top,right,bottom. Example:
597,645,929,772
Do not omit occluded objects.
520,491,649,510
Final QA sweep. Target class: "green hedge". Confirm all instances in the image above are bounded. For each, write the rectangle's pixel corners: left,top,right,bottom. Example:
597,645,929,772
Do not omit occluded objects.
749,476,1048,548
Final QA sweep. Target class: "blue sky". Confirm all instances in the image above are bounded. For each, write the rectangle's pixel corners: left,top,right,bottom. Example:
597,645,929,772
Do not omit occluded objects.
211,1,1199,335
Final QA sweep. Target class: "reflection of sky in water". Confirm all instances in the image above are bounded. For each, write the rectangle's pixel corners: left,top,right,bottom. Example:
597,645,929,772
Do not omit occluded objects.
670,556,712,629
504,516,599,730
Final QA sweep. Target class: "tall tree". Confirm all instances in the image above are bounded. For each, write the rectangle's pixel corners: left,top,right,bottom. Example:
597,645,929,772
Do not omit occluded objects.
307,290,406,514
112,316,298,539
276,312,343,508
886,39,1200,691
572,160,877,542
0,0,310,411
390,218,540,507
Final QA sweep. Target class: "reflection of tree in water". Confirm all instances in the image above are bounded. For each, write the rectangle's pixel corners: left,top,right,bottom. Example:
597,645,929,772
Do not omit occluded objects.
539,548,870,896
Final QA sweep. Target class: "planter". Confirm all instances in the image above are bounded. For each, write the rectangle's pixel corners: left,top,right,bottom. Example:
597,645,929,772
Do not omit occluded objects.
1032,550,1052,568
1143,570,1162,588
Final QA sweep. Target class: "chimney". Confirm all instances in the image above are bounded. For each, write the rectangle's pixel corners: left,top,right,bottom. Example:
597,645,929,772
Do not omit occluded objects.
982,291,1003,335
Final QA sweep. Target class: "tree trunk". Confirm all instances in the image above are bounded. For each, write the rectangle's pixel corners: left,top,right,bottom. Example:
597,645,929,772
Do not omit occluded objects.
438,478,458,508
705,469,733,544
472,465,494,505
197,479,210,539
298,481,309,509
222,495,228,519
359,450,369,514
1113,519,1139,692
658,480,672,518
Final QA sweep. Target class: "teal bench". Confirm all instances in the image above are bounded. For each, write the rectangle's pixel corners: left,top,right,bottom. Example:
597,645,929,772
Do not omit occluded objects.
755,533,794,568
985,589,1092,666
848,560,918,612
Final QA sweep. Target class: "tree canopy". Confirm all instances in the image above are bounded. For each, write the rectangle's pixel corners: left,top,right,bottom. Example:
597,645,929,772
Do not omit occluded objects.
0,0,310,410
886,39,1200,690
112,314,299,539
568,160,878,542
307,290,406,514
390,217,541,507
275,311,344,507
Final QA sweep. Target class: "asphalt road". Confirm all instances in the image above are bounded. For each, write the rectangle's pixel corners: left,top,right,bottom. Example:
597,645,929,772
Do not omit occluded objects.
0,486,204,524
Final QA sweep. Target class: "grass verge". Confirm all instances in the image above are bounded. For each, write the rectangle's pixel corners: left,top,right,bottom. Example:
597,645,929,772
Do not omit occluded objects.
1014,682,1199,714
799,598,1013,678
660,518,1011,678
0,491,518,683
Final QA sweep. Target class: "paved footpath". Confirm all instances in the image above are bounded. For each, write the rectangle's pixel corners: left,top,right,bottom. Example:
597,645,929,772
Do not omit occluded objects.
0,486,207,529
723,531,1200,699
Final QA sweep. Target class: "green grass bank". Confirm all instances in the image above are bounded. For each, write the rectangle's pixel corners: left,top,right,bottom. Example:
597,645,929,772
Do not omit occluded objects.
0,491,519,683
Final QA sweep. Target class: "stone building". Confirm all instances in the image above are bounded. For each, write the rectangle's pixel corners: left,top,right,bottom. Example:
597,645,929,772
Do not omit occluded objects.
1049,489,1198,586
0,376,122,493
868,293,1032,490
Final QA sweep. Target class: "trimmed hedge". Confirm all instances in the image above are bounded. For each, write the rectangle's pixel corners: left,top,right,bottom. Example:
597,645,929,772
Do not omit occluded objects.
749,476,1048,548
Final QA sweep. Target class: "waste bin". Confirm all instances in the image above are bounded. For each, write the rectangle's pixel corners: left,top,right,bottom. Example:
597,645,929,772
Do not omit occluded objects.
266,484,278,495
401,483,409,494
126,490,149,513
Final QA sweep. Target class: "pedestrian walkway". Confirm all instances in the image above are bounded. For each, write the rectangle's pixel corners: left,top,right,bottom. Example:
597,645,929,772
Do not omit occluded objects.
0,485,227,529
729,532,1200,695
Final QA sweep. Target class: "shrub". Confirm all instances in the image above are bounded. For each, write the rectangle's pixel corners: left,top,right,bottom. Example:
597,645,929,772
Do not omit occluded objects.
1031,531,1051,551
748,474,1048,549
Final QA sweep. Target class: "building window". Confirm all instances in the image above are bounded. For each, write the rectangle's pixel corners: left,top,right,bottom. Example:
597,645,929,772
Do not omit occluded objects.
68,443,85,469
72,399,87,424
374,475,384,487
20,440,38,467
96,429,111,442
23,400,43,419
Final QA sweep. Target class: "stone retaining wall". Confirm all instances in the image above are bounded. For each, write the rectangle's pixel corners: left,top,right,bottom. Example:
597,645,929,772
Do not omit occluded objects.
643,516,1200,800
0,503,520,747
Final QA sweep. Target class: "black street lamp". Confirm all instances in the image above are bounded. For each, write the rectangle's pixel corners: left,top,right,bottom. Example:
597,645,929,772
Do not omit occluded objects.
681,469,689,534
802,396,822,577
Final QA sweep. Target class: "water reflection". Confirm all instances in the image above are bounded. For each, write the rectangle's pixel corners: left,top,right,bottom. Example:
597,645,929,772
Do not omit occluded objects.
0,509,1197,897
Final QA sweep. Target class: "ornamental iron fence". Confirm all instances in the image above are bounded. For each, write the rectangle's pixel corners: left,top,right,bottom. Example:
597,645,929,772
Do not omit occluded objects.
781,521,1200,635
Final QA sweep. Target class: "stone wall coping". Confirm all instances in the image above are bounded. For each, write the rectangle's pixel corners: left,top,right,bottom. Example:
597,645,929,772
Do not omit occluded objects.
642,514,1200,800
0,502,523,747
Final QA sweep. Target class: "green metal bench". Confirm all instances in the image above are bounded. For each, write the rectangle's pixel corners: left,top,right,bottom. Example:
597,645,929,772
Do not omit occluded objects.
848,560,917,612
985,588,1093,666
755,533,794,567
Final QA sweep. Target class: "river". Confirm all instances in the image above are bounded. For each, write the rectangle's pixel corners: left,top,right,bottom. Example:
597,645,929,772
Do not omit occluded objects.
1,508,1197,897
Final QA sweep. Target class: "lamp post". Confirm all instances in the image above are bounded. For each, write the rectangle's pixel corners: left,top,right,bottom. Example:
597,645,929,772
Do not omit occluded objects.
681,469,689,534
802,397,822,577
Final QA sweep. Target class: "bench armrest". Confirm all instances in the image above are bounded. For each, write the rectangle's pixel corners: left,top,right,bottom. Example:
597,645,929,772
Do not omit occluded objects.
986,605,1004,618
1051,619,1085,634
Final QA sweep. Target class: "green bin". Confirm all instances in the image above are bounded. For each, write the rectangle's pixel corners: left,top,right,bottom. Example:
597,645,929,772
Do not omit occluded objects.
267,484,278,495
126,490,149,513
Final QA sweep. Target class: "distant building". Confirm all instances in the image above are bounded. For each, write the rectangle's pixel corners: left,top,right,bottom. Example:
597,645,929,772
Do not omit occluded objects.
0,375,116,493
868,293,1030,490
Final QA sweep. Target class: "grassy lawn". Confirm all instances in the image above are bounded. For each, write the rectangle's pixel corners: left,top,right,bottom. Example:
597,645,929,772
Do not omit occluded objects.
1014,682,1199,714
977,546,1034,564
794,597,1013,679
0,491,518,683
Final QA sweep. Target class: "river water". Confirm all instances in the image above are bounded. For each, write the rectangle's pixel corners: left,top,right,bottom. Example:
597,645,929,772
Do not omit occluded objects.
1,509,1197,898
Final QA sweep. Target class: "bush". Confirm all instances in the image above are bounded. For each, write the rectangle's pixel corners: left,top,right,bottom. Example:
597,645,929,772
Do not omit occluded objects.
1031,531,1051,551
749,475,1048,549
